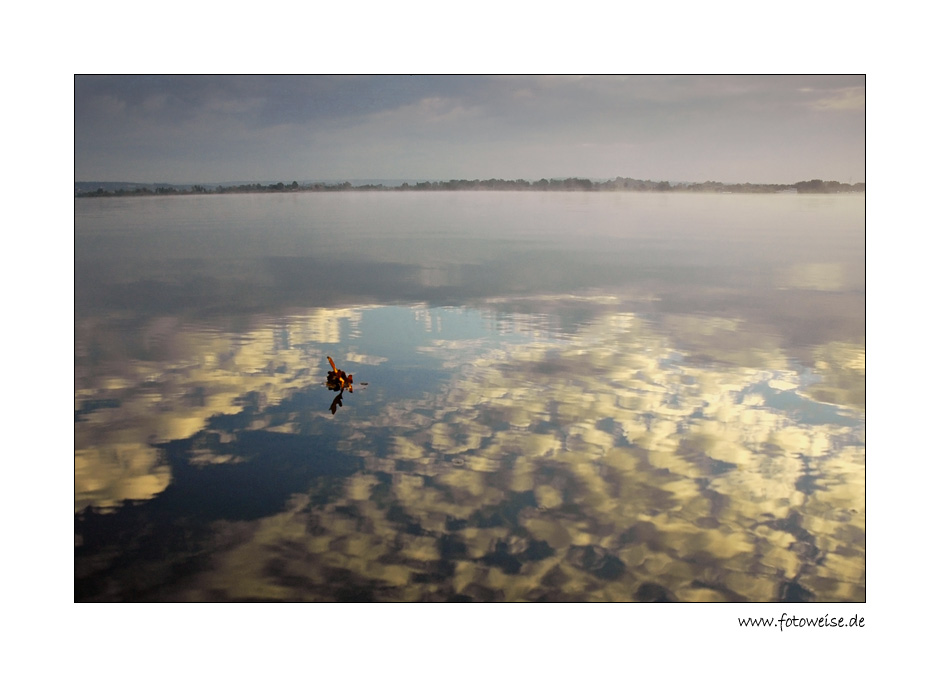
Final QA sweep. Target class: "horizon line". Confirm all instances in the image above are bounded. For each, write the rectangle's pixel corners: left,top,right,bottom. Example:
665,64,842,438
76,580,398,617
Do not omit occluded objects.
75,175,865,187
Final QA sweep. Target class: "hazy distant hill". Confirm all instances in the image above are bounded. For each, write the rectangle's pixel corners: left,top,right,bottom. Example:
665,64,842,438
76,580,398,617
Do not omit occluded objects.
74,181,190,195
75,177,865,197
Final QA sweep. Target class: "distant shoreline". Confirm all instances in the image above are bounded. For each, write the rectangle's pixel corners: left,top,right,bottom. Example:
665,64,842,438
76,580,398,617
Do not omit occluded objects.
75,177,864,198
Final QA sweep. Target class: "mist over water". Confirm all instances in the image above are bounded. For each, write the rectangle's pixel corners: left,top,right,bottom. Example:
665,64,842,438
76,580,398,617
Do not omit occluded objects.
75,191,864,602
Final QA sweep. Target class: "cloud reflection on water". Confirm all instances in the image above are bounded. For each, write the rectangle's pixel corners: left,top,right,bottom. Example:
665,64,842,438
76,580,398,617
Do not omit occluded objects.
75,298,864,601
74,306,376,510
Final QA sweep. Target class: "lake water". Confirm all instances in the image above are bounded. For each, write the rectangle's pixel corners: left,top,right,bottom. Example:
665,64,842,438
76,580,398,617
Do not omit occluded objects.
74,191,865,602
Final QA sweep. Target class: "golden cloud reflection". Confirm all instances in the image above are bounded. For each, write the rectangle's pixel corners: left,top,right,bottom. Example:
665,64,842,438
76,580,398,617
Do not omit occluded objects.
75,299,864,601
99,303,867,602
809,341,865,408
74,442,171,513
74,306,379,511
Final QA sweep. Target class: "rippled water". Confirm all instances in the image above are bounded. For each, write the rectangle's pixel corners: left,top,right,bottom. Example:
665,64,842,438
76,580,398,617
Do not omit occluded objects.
74,191,864,602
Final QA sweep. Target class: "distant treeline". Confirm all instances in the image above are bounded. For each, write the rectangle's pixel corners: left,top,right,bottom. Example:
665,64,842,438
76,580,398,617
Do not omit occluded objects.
76,177,865,197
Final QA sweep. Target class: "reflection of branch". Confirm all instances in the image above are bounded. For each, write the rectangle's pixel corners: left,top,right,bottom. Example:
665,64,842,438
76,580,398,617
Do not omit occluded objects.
330,392,343,415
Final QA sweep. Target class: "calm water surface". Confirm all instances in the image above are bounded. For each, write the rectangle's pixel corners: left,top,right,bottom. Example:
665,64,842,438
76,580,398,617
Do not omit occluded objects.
75,192,864,602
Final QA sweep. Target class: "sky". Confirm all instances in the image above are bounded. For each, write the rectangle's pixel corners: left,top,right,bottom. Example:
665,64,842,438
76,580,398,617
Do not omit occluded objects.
74,74,864,185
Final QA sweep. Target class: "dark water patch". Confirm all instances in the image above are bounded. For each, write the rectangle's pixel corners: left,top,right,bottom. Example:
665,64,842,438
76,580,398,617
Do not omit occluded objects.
385,504,426,536
467,490,538,529
595,417,620,436
567,545,627,581
779,580,815,602
789,540,822,563
333,504,361,519
447,593,475,602
314,565,407,602
761,511,815,546
759,510,823,566
521,539,555,562
481,541,523,574
634,582,677,602
438,533,469,560
74,398,121,422
459,583,505,602
410,559,457,584
75,504,221,601
75,429,362,601
525,590,586,603
795,471,820,495
155,430,361,521
704,458,737,475
334,586,378,602
268,539,319,563
262,557,320,597
367,474,394,506
445,516,469,532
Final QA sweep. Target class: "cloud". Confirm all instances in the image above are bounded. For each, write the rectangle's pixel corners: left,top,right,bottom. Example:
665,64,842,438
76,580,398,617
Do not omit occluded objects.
808,86,866,112
75,75,865,183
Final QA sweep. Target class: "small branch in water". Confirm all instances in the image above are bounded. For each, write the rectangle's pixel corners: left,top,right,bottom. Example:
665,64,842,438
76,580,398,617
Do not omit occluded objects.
325,356,366,415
